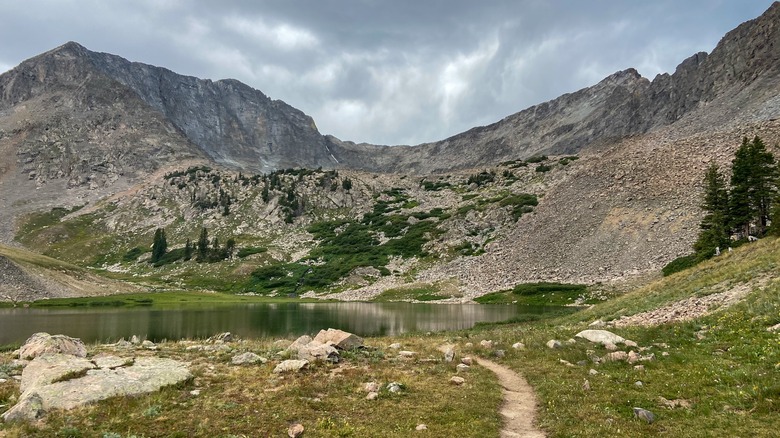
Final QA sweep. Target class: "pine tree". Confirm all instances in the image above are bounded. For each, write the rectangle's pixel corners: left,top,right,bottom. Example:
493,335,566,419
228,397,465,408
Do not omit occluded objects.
196,227,209,262
150,228,167,263
184,238,193,261
693,164,730,258
729,136,776,237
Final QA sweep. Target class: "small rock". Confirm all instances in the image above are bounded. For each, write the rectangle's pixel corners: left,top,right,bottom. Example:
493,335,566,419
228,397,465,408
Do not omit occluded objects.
387,382,403,393
624,340,638,348
511,342,525,350
546,340,562,349
388,343,402,349
0,378,7,383
416,424,428,431
464,342,474,348
661,351,670,357
604,351,628,362
480,340,494,348
130,335,141,345
589,369,599,376
576,360,588,366
141,340,157,350
566,338,577,345
639,353,655,362
210,332,234,343
633,407,655,424
450,376,466,385
273,360,309,374
494,350,505,358
461,357,473,366
231,352,267,365
559,359,574,367
634,365,645,371
442,346,455,362
589,320,606,327
582,379,591,391
366,391,379,400
288,423,304,437
628,351,640,364
364,382,380,393
399,351,416,358
1,393,45,422
603,342,618,351
767,323,780,332
190,389,201,396
635,381,644,388
456,364,470,373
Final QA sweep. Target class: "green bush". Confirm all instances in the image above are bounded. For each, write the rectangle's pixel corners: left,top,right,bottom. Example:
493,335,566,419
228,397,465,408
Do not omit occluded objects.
526,155,548,163
123,246,145,262
535,164,552,173
661,254,702,276
237,246,268,258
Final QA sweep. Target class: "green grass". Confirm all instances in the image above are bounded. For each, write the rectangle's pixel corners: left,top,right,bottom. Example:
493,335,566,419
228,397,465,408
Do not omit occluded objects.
31,291,324,308
475,282,588,306
372,285,452,302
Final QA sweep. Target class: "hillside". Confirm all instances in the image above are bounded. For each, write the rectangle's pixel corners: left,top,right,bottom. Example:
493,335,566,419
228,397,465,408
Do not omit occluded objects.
1,4,780,298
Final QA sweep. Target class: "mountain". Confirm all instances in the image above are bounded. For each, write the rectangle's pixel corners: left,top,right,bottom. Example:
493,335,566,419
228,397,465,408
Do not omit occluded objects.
1,3,780,300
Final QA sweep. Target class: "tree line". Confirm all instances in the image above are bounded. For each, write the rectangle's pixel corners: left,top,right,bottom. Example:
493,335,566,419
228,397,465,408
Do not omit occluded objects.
149,227,235,266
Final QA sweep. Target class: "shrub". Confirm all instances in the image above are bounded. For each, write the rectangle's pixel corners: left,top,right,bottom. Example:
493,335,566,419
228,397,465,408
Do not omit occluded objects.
237,246,268,258
526,155,547,163
661,254,701,276
535,164,552,173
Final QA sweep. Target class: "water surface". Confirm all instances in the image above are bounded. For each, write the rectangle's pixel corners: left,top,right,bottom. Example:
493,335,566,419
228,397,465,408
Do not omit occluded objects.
0,302,550,344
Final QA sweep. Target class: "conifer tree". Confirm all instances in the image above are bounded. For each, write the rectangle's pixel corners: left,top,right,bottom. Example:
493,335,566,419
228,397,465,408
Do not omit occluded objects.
150,228,167,263
729,136,776,237
196,227,209,262
184,238,193,261
694,164,730,257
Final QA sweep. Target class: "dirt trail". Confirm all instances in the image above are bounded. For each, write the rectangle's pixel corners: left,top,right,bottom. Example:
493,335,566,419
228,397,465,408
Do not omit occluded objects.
475,357,546,438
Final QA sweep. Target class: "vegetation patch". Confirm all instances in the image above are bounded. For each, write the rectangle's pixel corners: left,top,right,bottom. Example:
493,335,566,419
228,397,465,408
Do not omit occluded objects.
373,285,450,302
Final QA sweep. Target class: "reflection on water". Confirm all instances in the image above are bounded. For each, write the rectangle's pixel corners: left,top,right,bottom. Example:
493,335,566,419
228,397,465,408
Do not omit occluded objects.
0,302,547,344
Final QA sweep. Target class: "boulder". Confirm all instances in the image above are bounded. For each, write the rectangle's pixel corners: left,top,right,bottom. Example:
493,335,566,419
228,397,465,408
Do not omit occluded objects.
273,360,309,374
1,393,45,423
3,357,191,422
575,329,626,345
416,424,428,431
456,364,470,373
286,336,339,363
17,333,87,360
231,352,267,365
313,328,363,350
461,357,473,366
19,353,96,393
210,332,234,343
387,382,404,393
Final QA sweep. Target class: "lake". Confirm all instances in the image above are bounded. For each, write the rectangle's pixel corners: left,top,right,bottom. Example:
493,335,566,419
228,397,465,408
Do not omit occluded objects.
0,302,552,345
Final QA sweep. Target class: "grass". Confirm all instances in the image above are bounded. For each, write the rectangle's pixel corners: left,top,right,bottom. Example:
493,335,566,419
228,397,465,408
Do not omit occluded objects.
474,282,589,306
373,285,453,302
0,336,502,437
31,291,326,308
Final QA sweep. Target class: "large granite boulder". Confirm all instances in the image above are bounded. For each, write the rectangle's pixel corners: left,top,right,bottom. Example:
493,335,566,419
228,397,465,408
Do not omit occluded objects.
313,329,363,350
575,330,626,346
17,333,87,359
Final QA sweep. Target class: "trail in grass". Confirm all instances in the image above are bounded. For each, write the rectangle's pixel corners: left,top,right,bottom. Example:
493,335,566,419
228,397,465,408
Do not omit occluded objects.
475,357,545,438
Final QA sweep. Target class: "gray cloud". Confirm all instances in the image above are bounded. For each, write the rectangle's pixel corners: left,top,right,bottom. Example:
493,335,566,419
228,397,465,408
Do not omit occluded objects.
0,1,775,145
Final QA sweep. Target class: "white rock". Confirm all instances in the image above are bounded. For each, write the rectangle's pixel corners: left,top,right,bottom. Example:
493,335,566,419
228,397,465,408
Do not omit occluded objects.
589,368,599,376
456,364,470,373
480,340,494,348
416,424,428,431
399,351,416,358
273,360,309,374
575,330,626,345
546,340,562,349
364,382,380,393
461,357,473,366
450,376,466,385
17,333,87,360
288,423,304,438
366,391,379,400
313,328,364,350
388,343,402,349
512,342,525,350
231,352,267,365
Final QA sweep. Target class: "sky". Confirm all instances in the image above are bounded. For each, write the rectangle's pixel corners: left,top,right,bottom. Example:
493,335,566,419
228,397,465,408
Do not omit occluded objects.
0,1,775,146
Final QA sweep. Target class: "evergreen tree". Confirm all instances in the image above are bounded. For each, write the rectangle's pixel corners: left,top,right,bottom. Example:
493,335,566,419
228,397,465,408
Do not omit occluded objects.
729,136,776,237
196,227,209,262
150,228,167,263
184,238,193,261
225,238,236,259
693,164,730,257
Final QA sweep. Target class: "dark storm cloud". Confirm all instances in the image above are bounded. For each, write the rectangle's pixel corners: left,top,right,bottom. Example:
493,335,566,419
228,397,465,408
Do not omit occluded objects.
0,1,775,145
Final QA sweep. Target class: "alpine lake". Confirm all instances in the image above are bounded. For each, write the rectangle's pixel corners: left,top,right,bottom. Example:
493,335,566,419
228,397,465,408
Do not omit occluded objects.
0,298,565,345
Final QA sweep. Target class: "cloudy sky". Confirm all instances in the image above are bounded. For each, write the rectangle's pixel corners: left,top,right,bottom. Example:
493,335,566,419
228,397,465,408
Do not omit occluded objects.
0,1,774,145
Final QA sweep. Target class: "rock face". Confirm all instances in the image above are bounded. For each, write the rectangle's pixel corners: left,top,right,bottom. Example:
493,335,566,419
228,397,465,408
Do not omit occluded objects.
3,354,191,423
17,333,87,359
